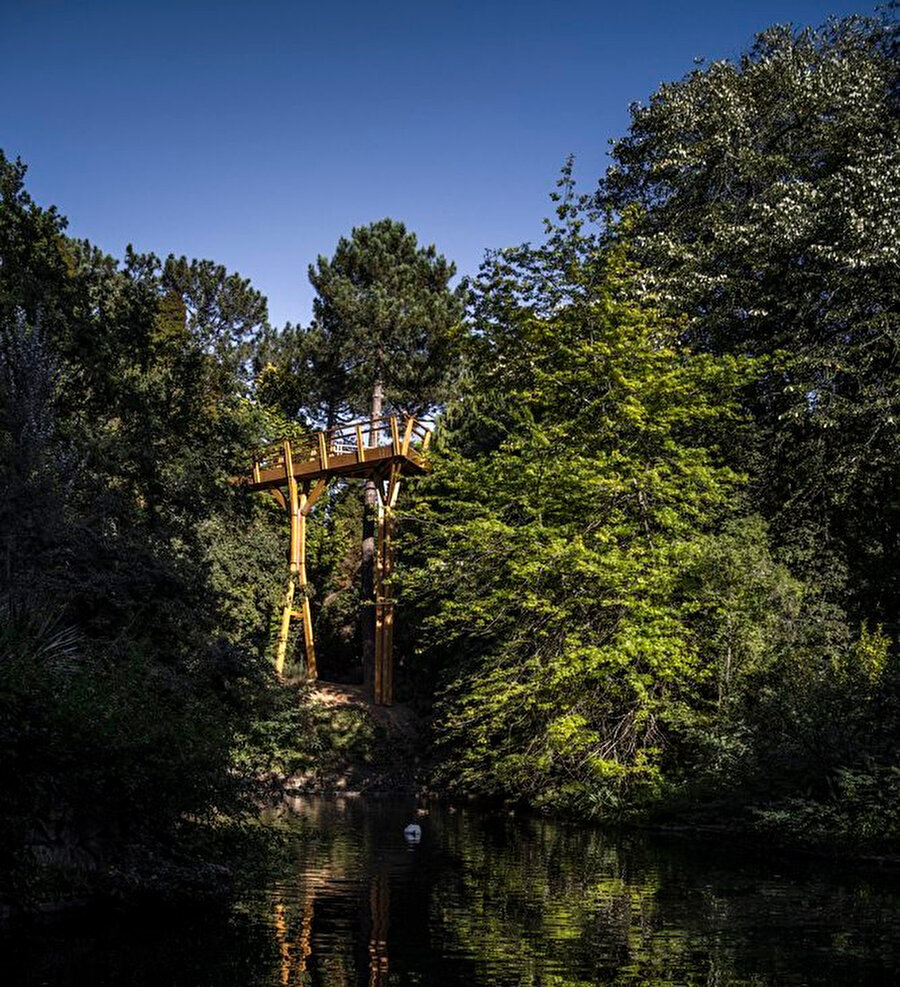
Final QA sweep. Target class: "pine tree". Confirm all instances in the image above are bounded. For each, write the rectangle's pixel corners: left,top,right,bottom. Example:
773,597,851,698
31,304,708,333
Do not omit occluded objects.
306,219,464,687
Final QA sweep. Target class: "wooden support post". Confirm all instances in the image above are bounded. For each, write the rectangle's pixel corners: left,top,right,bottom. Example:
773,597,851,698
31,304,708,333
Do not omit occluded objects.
374,504,385,705
388,463,402,510
373,465,400,706
317,432,329,470
275,443,317,680
356,423,366,462
390,415,401,455
401,416,415,456
297,484,317,681
275,440,297,676
381,506,395,706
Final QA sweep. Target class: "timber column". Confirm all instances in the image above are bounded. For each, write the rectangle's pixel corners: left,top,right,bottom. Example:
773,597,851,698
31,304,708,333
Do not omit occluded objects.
374,460,402,705
275,439,318,680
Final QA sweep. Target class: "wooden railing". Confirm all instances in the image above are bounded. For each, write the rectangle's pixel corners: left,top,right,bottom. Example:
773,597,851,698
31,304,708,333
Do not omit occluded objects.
249,414,432,478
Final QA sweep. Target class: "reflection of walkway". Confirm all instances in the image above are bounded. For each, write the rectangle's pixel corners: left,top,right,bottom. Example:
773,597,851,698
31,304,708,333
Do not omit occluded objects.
368,874,389,987
273,895,313,984
271,853,394,985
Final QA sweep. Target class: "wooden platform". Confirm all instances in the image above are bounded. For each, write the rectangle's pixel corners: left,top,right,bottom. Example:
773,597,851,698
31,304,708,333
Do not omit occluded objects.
231,415,432,705
235,415,431,492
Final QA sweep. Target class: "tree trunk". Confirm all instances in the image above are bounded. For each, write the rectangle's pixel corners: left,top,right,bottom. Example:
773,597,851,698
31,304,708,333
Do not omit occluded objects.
361,377,383,692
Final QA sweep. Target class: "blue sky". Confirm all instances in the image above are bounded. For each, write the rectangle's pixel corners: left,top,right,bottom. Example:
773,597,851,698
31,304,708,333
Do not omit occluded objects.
1,0,870,327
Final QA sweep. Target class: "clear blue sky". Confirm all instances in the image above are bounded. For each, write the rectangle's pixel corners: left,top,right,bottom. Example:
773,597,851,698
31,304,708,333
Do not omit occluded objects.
1,0,870,328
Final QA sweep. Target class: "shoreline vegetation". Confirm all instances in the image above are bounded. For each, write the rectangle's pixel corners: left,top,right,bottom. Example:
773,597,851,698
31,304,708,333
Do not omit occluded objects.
1,10,898,910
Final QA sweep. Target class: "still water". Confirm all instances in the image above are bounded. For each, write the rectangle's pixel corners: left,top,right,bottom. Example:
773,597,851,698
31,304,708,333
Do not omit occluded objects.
3,797,898,985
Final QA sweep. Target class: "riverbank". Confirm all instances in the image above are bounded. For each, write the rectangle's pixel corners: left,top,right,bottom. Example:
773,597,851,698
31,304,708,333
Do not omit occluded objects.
246,682,899,865
236,680,426,797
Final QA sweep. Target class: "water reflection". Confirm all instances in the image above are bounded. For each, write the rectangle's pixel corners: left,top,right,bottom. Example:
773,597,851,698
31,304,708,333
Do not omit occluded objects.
255,797,898,986
2,797,897,985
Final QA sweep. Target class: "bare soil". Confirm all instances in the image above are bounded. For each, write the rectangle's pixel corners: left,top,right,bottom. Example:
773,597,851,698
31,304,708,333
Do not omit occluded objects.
284,680,424,796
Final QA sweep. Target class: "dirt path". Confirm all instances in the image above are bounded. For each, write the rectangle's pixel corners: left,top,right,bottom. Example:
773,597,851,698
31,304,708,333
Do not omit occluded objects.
308,681,420,741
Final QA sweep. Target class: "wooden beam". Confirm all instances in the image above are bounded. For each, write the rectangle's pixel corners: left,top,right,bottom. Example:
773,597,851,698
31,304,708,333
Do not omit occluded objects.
402,416,415,456
276,439,300,677
356,423,366,462
388,464,402,510
298,485,316,681
275,578,295,677
301,477,329,516
390,415,401,456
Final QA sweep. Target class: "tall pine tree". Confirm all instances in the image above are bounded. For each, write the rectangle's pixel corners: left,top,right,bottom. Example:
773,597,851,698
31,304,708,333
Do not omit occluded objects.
305,219,464,687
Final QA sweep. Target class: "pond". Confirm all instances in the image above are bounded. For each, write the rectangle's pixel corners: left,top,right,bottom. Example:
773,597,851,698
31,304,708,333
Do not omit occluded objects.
3,796,897,985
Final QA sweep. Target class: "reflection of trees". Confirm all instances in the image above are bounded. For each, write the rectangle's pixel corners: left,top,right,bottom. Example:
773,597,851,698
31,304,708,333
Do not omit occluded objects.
423,810,899,986
257,799,899,987
426,812,670,985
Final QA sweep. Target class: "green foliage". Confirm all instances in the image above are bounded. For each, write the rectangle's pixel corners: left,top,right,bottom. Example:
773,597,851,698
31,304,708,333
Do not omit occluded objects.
232,682,381,781
577,12,900,843
255,218,464,426
752,763,900,853
161,253,268,378
600,10,900,626
306,217,465,419
0,602,252,899
401,190,757,815
0,152,280,901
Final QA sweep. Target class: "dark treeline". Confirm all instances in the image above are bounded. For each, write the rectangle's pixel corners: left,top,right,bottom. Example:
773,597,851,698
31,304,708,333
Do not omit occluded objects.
0,153,286,901
0,10,897,905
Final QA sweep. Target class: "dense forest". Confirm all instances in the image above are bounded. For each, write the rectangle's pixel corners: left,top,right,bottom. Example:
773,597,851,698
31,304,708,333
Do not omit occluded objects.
1,11,897,905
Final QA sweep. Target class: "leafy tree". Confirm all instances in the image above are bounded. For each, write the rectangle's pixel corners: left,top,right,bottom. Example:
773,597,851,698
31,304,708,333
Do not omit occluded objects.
162,253,268,381
599,11,900,627
253,320,346,430
307,218,464,421
400,191,754,813
0,152,72,335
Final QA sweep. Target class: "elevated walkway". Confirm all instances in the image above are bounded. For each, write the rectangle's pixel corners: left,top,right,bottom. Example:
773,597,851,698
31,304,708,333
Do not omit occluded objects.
237,415,431,492
232,415,432,704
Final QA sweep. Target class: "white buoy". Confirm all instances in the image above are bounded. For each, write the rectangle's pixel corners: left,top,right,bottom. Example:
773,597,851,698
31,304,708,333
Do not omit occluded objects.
403,823,422,843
